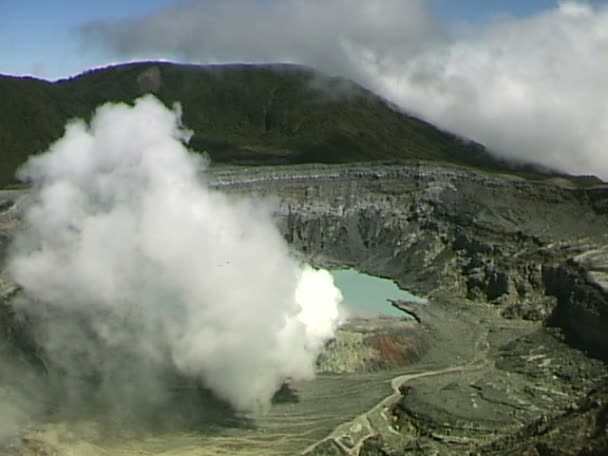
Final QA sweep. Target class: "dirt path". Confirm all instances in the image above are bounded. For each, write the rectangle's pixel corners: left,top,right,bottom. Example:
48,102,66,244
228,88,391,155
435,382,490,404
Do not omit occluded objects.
301,306,494,455
300,296,500,455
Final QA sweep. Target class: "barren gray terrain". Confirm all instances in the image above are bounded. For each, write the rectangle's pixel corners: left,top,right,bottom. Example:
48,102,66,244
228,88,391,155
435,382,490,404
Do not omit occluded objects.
2,161,608,455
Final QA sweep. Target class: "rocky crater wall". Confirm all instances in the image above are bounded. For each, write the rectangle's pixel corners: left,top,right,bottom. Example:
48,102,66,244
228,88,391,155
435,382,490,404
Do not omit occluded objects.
2,162,608,360
212,162,608,359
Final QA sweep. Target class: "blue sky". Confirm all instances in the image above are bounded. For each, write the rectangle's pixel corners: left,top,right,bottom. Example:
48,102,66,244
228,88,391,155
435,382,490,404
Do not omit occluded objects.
429,0,565,21
1,0,600,80
2,0,172,79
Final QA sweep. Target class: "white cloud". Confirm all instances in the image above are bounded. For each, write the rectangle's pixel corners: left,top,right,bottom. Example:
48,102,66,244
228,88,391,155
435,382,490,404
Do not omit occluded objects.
363,2,608,177
9,96,342,413
80,1,608,179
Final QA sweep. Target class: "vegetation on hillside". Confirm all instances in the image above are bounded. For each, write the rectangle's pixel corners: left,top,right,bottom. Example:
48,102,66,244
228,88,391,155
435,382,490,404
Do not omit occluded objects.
0,61,517,186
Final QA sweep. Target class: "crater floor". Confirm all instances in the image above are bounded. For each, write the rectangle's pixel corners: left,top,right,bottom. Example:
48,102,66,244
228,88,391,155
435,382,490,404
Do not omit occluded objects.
2,162,608,455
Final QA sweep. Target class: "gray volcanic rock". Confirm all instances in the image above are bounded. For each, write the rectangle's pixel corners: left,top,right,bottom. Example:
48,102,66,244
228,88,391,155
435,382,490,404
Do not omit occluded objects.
211,162,608,455
545,245,608,360
477,382,608,455
2,162,608,455
212,161,608,334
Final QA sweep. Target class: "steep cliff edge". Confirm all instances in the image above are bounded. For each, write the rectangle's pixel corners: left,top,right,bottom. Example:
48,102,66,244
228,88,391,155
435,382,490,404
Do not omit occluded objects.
212,162,608,358
544,247,608,360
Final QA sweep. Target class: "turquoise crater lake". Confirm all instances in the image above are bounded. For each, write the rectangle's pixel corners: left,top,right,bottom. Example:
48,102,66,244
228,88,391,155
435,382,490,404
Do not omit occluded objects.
331,268,426,318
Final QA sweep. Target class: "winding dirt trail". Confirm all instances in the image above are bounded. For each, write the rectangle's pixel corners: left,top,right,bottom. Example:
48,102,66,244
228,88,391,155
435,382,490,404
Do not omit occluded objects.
301,301,494,455
300,364,476,455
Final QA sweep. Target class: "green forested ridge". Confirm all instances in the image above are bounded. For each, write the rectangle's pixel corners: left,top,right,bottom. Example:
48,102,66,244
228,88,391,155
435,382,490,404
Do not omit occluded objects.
0,61,519,186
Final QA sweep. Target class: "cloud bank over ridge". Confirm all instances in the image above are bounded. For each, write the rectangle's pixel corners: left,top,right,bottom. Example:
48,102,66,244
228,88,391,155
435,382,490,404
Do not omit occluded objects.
80,1,608,179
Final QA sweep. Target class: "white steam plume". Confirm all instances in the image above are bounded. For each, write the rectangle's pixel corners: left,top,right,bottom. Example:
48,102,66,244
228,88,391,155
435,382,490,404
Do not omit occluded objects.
8,95,342,413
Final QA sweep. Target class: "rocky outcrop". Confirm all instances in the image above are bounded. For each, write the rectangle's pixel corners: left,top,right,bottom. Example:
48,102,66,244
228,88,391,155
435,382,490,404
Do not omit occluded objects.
477,382,608,455
316,319,425,374
213,162,608,345
544,246,608,360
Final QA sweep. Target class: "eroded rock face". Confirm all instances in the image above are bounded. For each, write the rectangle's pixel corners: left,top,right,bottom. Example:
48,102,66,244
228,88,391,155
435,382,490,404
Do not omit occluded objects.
544,246,608,360
211,163,608,455
136,66,162,93
477,382,608,455
212,162,608,354
316,318,425,374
